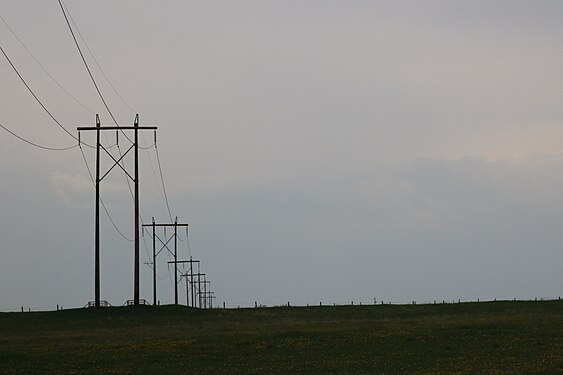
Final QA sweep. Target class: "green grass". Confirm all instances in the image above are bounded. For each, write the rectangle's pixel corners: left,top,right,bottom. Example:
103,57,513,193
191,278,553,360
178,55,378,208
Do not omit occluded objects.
1,301,563,374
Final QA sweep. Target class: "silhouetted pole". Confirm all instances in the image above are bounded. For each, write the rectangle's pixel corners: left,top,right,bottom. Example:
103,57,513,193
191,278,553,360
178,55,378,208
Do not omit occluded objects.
204,291,215,308
78,114,157,306
146,221,189,304
181,258,200,307
198,264,203,308
203,279,210,308
190,258,195,306
134,115,140,305
167,258,194,304
95,115,100,307
189,273,205,308
152,217,156,306
174,217,178,304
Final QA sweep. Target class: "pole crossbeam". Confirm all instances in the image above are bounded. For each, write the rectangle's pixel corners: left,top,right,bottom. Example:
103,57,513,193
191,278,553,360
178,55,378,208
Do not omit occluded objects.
143,223,189,227
78,114,157,307
78,126,157,131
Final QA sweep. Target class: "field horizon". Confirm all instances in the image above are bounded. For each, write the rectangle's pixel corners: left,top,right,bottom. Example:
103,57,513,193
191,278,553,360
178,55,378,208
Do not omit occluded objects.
1,300,563,374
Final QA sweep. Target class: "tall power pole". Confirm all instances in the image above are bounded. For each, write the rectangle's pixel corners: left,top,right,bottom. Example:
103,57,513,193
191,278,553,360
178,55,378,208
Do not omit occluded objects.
78,114,156,307
183,269,206,308
144,218,189,305
180,257,200,307
167,258,195,305
203,278,211,309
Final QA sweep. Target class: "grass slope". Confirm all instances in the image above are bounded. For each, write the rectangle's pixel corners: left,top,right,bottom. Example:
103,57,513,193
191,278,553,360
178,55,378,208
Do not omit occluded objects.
1,301,563,374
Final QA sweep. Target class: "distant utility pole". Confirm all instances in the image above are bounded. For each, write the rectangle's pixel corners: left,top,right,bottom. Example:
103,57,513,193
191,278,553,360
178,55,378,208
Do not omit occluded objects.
167,258,195,305
197,267,204,308
203,278,211,309
204,291,216,309
184,270,205,308
78,114,156,307
143,218,189,305
180,257,200,307
185,266,205,308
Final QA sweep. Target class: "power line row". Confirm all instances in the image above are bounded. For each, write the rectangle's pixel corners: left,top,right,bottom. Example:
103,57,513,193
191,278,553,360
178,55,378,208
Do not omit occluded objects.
0,4,175,243
0,2,199,304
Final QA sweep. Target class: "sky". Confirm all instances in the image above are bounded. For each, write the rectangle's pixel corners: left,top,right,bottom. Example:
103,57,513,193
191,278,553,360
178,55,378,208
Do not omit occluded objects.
1,1,563,310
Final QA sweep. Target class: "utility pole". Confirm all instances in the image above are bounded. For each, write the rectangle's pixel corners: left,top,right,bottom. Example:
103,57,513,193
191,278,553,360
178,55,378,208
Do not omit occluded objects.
152,217,156,306
189,258,199,307
180,258,200,307
166,259,194,304
198,265,204,308
203,278,210,309
184,270,205,308
78,114,156,307
144,219,189,305
204,291,216,308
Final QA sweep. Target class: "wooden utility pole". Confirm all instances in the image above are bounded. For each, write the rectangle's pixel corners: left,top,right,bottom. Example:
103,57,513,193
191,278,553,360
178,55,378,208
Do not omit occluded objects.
143,219,189,305
78,114,156,307
183,271,205,308
167,258,194,305
204,291,216,308
180,257,200,307
203,278,210,309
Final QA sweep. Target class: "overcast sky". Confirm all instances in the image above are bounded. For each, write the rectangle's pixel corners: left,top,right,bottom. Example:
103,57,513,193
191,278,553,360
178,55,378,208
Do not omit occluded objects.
1,1,563,310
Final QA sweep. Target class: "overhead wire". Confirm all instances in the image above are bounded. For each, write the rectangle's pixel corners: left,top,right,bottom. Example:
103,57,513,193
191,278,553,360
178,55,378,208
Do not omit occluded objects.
186,228,192,257
2,3,188,300
57,0,123,130
61,0,136,115
155,145,174,222
0,16,131,241
0,121,77,151
56,15,176,287
63,0,167,219
141,227,154,269
60,0,175,226
58,2,184,292
0,14,95,115
58,0,142,224
143,131,173,221
0,42,94,148
139,143,156,150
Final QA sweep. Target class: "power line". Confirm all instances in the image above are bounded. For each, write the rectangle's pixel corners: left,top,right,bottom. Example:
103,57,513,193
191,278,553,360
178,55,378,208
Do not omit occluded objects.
58,1,174,226
58,1,142,223
139,144,156,150
0,121,77,151
155,145,173,222
58,0,122,129
186,229,192,257
61,0,136,115
142,138,171,222
59,1,179,287
0,42,93,148
0,14,95,115
0,15,137,246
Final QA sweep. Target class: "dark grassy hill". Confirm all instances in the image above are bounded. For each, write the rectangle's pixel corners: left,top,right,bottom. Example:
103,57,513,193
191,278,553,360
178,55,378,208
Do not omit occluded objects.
1,301,563,374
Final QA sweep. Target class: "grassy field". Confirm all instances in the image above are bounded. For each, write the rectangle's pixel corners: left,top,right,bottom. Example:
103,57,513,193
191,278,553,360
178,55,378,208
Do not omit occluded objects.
1,300,563,374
